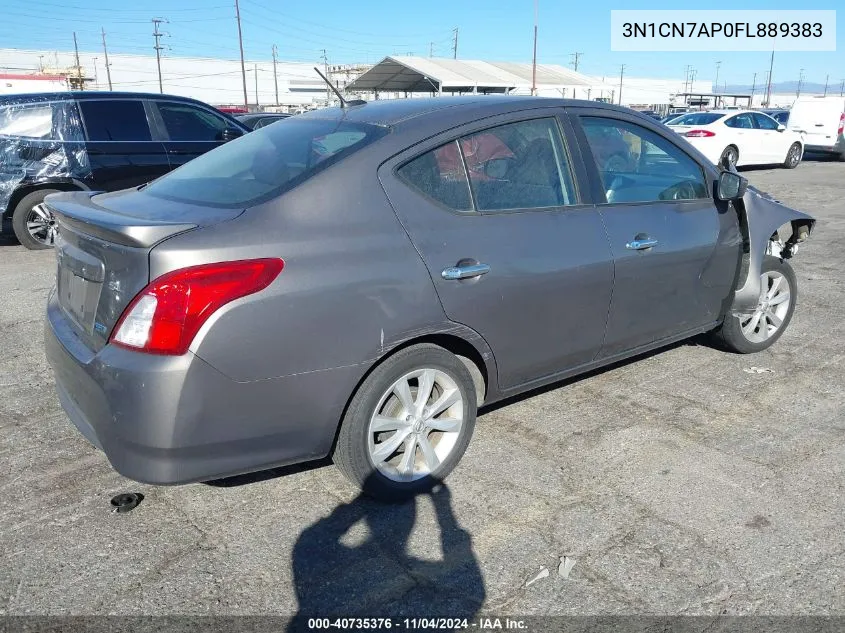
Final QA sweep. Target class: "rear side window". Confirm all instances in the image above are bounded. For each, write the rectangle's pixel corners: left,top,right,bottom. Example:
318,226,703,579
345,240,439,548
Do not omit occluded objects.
144,118,387,207
398,117,577,213
156,103,230,141
80,100,151,141
398,141,473,212
0,101,84,141
724,113,754,129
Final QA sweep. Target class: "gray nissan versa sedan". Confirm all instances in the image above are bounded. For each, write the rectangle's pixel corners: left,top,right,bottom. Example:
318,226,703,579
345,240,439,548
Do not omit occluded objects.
44,96,815,500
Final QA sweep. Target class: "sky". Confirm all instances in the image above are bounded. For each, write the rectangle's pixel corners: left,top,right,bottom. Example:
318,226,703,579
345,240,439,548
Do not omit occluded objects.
1,0,842,88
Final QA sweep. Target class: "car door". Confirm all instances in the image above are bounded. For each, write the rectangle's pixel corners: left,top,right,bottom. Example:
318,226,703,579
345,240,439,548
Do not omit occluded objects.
751,112,789,162
77,99,170,191
723,113,758,165
380,113,614,391
570,109,740,358
150,100,237,170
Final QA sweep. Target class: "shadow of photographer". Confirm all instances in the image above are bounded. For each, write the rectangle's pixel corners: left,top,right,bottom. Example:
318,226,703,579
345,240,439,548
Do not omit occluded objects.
288,476,484,631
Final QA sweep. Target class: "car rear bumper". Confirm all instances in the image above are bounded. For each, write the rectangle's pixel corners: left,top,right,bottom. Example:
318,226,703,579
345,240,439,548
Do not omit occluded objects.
803,135,845,155
45,289,363,485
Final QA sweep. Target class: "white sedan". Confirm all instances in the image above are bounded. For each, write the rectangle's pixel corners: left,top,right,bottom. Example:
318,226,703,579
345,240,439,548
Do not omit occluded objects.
668,110,804,169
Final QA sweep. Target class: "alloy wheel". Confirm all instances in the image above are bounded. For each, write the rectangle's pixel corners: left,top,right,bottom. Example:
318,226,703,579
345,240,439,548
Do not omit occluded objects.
367,368,464,482
25,203,57,246
737,270,791,343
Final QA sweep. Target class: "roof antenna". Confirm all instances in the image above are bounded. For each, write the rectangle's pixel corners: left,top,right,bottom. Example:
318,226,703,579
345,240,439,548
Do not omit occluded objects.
314,66,348,107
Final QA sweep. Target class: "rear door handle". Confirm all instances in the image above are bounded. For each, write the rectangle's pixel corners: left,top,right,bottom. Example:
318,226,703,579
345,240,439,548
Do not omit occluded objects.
441,263,491,280
626,237,658,250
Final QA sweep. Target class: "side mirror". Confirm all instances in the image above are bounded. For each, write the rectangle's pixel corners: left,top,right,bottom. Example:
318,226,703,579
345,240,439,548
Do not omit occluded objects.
221,127,244,142
716,170,748,201
777,124,786,132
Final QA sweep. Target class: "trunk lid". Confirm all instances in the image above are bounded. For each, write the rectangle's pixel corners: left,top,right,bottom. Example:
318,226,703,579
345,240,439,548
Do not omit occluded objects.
48,188,244,352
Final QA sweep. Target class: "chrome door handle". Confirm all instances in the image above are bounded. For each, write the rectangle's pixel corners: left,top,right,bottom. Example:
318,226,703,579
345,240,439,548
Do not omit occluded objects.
441,263,491,280
626,238,658,250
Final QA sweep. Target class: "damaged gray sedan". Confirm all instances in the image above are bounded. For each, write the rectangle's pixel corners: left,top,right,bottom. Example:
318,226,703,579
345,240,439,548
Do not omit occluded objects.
44,97,814,501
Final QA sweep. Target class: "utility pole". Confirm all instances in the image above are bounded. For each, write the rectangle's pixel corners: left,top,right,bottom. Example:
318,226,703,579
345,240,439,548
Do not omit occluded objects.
750,72,757,101
272,44,279,105
765,50,774,107
101,27,113,90
254,63,259,106
152,18,165,93
452,27,458,59
429,42,434,57
796,68,805,97
531,0,538,96
823,74,829,96
714,61,721,93
570,52,582,72
618,64,625,105
72,32,83,90
234,0,248,109
320,49,330,103
840,79,844,97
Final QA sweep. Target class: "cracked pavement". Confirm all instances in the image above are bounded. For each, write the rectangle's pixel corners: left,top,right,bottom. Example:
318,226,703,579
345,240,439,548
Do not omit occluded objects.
1,160,843,617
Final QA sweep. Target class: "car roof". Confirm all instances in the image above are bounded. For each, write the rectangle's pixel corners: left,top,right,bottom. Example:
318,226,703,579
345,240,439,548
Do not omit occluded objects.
296,96,642,129
0,91,218,107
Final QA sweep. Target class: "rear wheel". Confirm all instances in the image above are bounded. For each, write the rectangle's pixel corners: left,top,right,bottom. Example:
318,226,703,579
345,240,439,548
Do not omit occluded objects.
783,142,802,169
11,189,61,250
719,146,739,170
712,256,797,354
333,344,477,501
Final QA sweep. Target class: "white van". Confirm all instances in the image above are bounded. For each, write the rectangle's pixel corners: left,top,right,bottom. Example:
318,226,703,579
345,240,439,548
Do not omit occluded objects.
787,96,845,159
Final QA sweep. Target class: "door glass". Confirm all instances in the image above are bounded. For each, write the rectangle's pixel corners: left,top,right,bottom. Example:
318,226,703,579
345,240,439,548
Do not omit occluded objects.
398,141,473,212
724,114,754,129
752,113,779,130
79,100,151,141
581,116,708,204
156,103,230,141
461,118,576,211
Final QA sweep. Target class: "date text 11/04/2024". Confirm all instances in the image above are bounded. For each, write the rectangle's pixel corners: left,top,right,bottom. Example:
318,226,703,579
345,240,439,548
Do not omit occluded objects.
622,22,823,38
307,617,528,630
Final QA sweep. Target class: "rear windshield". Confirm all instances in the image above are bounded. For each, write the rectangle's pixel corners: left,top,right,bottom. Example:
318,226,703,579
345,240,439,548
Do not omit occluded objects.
144,118,388,208
669,113,725,126
0,101,83,141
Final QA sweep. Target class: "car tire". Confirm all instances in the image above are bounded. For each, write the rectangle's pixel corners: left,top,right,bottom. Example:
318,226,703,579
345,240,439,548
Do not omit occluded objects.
719,146,739,170
783,142,802,169
712,255,797,354
11,189,61,250
333,343,477,502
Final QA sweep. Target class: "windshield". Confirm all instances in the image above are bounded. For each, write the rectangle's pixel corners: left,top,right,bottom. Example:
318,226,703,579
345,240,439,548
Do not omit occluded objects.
669,113,725,126
144,118,388,208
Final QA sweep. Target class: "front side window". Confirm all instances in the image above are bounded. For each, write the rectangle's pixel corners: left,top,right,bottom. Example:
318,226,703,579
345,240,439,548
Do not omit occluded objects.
79,100,151,141
752,113,779,130
580,116,709,204
725,113,754,129
156,103,230,141
144,118,387,208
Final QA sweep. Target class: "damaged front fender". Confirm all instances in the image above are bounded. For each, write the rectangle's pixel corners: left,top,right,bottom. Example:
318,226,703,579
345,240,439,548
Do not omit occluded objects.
731,186,815,313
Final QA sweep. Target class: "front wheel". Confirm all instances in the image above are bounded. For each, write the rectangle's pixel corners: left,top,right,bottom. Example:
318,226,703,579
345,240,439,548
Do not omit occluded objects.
712,256,797,354
783,142,802,169
333,344,477,501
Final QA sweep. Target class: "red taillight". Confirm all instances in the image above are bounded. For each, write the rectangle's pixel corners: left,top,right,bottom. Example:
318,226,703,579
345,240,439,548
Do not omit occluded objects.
110,258,284,355
685,129,716,138
837,113,844,137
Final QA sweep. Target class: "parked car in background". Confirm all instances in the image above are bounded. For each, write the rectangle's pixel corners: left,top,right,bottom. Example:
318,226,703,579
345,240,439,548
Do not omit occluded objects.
236,112,292,130
0,91,249,249
44,96,814,501
668,110,804,169
761,109,790,125
787,96,845,160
